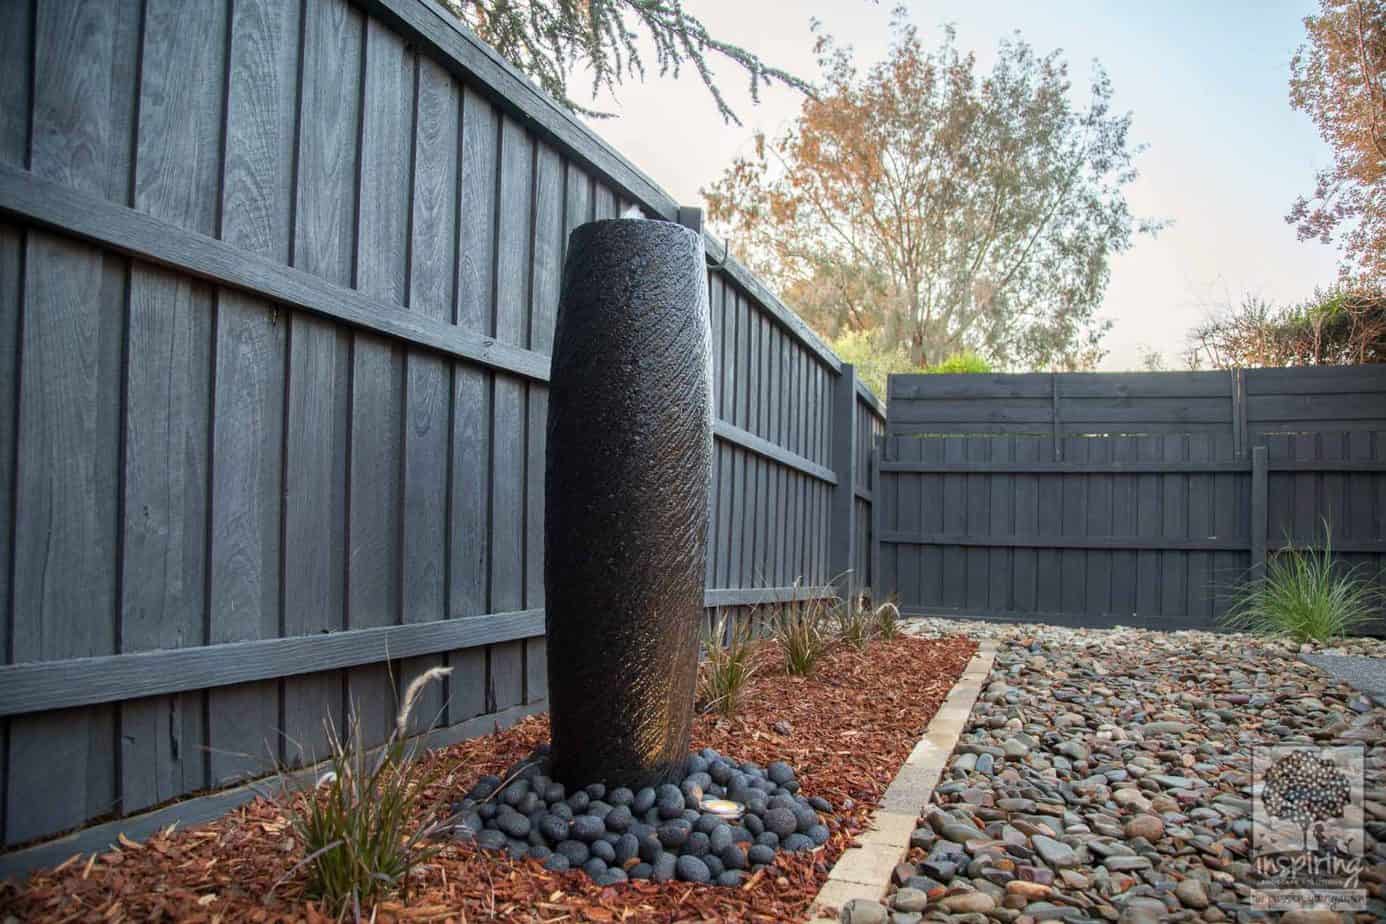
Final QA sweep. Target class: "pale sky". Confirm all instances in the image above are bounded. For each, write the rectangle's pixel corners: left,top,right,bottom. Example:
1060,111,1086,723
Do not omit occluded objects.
575,0,1343,371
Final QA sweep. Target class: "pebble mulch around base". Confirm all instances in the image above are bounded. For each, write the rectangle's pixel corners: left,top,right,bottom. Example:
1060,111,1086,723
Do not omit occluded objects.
455,746,831,887
849,619,1386,924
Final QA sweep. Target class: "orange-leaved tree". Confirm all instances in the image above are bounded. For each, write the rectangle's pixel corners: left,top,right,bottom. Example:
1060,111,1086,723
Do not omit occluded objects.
703,14,1159,371
1287,0,1386,283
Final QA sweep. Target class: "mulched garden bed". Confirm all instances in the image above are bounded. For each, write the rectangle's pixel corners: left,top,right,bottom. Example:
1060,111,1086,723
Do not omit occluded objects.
1,634,975,923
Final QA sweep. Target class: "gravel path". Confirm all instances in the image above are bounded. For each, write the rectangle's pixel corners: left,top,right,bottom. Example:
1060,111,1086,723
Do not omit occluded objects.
1301,655,1386,707
850,620,1386,924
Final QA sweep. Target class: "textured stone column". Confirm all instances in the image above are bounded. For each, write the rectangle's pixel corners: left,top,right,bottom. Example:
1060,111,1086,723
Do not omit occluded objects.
544,218,712,788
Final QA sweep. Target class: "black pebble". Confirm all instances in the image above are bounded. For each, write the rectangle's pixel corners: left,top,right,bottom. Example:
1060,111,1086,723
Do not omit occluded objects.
807,824,830,845
556,840,589,865
767,761,795,785
476,829,506,851
638,833,662,863
609,786,634,806
694,813,722,835
716,870,743,887
747,844,775,866
543,854,570,872
783,833,814,851
582,857,607,879
468,775,501,800
720,844,747,870
764,807,797,838
628,862,653,880
544,783,566,803
709,824,733,853
538,814,569,843
686,754,709,775
743,813,764,837
594,868,626,886
656,785,684,819
605,805,633,832
656,819,691,849
755,831,779,848
549,801,574,821
496,813,531,838
588,800,613,820
675,855,711,883
614,832,640,865
478,803,498,821
501,781,529,805
684,831,710,858
730,826,753,844
703,854,724,878
567,791,590,813
571,815,605,842
528,844,551,861
590,839,616,863
585,783,606,800
652,852,677,883
632,787,656,814
809,796,833,813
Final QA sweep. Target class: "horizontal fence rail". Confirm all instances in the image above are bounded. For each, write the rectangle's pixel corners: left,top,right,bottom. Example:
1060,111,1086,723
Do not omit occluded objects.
878,370,1386,633
0,0,883,862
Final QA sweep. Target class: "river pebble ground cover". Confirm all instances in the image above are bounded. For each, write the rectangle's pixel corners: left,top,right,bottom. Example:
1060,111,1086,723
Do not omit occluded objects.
847,619,1386,924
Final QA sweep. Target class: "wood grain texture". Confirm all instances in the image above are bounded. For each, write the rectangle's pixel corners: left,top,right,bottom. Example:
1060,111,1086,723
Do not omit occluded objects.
208,0,298,786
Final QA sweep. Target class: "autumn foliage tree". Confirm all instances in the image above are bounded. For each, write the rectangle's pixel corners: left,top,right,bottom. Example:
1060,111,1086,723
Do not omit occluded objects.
704,15,1156,371
1287,0,1386,282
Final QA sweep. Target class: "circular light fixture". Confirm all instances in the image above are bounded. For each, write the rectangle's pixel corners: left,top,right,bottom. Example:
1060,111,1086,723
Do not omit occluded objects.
701,798,745,820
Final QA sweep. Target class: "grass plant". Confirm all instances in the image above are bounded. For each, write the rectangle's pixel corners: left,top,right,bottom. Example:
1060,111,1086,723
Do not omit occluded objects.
1221,529,1381,643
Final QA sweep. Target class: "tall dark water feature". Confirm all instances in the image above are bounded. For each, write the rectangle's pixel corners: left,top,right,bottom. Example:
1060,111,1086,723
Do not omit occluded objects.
544,217,713,789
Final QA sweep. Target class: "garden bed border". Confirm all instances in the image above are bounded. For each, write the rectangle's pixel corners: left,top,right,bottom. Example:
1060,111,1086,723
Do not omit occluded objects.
808,637,998,922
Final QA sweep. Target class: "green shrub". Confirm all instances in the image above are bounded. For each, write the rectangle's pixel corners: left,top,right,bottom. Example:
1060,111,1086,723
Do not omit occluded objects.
698,613,759,715
1221,533,1381,643
774,596,831,676
276,668,451,916
924,350,993,374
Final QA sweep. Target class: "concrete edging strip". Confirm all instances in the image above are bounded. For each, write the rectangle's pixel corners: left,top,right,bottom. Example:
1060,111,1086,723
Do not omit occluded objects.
807,637,998,922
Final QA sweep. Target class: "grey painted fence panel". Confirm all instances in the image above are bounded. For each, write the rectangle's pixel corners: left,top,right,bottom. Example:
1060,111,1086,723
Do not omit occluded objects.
881,370,1386,632
0,0,884,856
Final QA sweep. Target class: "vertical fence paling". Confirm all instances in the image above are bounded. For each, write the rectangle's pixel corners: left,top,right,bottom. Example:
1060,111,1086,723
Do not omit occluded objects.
829,364,860,602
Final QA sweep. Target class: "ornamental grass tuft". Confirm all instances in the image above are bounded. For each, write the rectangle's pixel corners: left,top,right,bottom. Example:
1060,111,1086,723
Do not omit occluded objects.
274,667,452,918
873,599,901,640
834,594,876,649
773,595,832,676
698,612,759,716
1221,529,1381,643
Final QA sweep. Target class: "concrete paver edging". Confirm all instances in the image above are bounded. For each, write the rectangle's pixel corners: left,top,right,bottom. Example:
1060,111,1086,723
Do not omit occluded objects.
807,638,998,923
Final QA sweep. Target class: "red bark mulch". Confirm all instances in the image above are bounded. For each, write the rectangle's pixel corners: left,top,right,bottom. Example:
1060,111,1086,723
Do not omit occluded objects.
1,634,975,923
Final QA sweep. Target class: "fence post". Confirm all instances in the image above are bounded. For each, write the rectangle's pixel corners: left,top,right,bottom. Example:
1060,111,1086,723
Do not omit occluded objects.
870,433,882,602
1250,445,1268,580
830,364,859,604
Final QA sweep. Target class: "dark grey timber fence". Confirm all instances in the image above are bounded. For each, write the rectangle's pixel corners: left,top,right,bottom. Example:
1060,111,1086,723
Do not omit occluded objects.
878,367,1386,631
0,0,883,868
